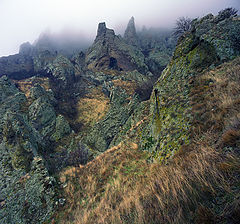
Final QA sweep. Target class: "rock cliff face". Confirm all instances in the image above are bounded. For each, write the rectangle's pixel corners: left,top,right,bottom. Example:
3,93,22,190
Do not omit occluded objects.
109,14,240,163
0,46,57,80
86,22,148,73
138,14,240,162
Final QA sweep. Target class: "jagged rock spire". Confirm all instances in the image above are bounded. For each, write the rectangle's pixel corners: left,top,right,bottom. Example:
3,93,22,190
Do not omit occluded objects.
97,22,107,37
124,16,138,46
95,22,115,43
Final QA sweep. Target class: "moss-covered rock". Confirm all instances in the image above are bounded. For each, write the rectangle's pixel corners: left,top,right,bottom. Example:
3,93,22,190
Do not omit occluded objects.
193,15,240,61
29,96,57,139
140,15,240,162
0,155,56,224
51,115,71,141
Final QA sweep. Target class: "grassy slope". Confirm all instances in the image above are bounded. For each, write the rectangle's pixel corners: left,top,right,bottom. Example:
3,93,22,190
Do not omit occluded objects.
49,57,240,224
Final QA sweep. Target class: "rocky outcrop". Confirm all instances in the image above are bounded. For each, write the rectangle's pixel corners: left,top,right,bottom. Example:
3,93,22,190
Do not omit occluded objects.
46,55,75,93
86,22,148,73
71,51,86,76
85,87,139,152
0,76,56,224
137,28,176,75
139,15,240,162
51,115,71,141
29,95,57,142
191,14,240,61
33,50,57,74
124,16,139,46
28,84,71,144
0,44,57,80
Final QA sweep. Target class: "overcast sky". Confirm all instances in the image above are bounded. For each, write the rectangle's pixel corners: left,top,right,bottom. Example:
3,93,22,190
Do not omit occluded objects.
0,0,239,56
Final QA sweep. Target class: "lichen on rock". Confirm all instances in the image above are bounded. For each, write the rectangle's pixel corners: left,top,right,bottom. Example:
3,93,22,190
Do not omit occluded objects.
140,14,240,162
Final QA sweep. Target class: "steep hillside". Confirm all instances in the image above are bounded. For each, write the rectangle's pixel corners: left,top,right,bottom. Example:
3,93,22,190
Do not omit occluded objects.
53,57,240,224
51,14,240,224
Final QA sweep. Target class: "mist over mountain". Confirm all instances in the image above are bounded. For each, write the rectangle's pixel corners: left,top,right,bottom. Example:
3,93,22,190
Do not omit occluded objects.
1,0,239,56
32,29,92,57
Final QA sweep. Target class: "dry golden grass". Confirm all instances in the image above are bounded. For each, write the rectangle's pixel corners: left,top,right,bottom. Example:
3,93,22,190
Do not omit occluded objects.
221,129,240,146
112,79,138,95
191,57,240,134
51,57,240,224
55,134,234,224
76,87,110,129
14,77,50,98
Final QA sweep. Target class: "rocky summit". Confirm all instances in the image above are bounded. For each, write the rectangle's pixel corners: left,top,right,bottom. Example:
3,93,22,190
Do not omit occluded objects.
1,9,240,224
86,22,148,73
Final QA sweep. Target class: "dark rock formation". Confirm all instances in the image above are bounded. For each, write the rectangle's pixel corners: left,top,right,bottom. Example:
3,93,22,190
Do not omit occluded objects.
0,45,57,80
28,84,71,144
29,95,57,141
124,16,139,46
33,50,57,74
86,22,148,73
0,54,34,80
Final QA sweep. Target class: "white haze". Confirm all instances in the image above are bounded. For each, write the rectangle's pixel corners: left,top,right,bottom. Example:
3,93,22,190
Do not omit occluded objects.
0,0,239,56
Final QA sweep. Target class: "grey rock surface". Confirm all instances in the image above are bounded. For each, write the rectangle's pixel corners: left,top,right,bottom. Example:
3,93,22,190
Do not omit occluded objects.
0,76,56,224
